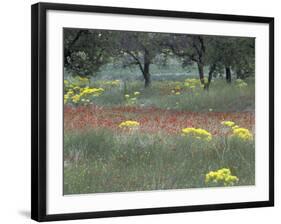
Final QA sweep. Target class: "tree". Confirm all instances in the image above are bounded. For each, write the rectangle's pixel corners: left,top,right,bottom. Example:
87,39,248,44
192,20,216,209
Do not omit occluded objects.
64,29,113,78
165,34,207,85
202,36,230,88
204,36,255,87
117,32,164,87
232,38,255,79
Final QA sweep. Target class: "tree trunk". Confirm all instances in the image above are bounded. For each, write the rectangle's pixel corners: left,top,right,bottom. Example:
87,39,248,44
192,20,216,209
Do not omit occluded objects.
205,64,216,90
225,66,232,83
143,49,151,88
197,62,205,85
143,63,151,87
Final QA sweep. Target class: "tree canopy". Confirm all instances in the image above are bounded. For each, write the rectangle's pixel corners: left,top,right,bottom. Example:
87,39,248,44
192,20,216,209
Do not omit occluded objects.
64,28,255,88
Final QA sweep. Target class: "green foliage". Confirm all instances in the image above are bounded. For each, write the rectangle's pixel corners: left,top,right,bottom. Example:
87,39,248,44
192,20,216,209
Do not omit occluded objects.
64,29,116,77
205,36,255,79
64,129,254,194
64,28,255,87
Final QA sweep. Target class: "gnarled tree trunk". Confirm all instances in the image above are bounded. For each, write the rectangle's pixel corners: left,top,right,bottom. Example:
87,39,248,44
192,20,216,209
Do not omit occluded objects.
197,62,205,85
205,64,216,90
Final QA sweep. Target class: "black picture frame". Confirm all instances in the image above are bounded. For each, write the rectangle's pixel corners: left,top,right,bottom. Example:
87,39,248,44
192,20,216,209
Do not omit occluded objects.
31,2,274,222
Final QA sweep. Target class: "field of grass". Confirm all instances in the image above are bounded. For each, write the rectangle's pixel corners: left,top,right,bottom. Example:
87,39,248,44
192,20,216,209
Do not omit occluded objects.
64,129,254,194
63,72,255,195
91,80,254,112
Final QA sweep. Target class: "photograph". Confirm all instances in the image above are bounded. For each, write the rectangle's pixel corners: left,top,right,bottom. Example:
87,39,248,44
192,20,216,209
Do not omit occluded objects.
63,28,256,195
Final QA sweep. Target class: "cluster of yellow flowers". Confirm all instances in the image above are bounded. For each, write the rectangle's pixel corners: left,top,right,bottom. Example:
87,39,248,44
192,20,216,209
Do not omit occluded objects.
119,120,140,128
235,79,248,88
221,120,253,141
182,127,212,141
184,78,206,89
171,82,182,95
80,87,104,96
102,79,121,88
221,121,236,127
64,76,88,87
170,78,206,95
205,168,239,186
64,79,69,85
124,91,140,105
171,89,181,95
233,127,253,140
64,79,104,104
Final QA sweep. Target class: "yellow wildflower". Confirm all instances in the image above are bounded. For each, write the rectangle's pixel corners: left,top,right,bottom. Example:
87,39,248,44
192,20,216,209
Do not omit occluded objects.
67,90,74,95
221,121,235,127
232,125,239,130
119,120,140,128
235,79,248,88
111,80,120,86
71,95,81,103
134,91,140,96
232,127,253,140
182,127,212,141
81,87,104,96
64,94,69,104
205,168,239,186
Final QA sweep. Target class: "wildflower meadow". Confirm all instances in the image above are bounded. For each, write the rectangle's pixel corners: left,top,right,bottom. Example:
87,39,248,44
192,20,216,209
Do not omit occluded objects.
63,28,255,195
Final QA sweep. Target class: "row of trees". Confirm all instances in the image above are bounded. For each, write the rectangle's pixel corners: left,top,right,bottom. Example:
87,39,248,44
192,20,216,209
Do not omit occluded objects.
64,28,255,88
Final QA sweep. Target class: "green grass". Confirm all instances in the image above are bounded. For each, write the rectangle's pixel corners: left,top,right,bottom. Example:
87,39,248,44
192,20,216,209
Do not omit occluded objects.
64,129,255,195
64,68,255,194
90,79,254,112
143,81,255,112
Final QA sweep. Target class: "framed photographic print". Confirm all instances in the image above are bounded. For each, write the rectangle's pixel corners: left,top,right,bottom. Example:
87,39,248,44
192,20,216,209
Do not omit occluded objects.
31,2,274,222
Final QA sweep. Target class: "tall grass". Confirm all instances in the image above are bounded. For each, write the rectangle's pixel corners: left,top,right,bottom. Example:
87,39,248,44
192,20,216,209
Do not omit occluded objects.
63,73,255,195
91,79,254,112
64,129,254,195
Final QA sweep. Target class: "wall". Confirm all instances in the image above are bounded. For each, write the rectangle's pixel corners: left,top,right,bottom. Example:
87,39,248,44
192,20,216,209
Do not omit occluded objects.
0,0,279,223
